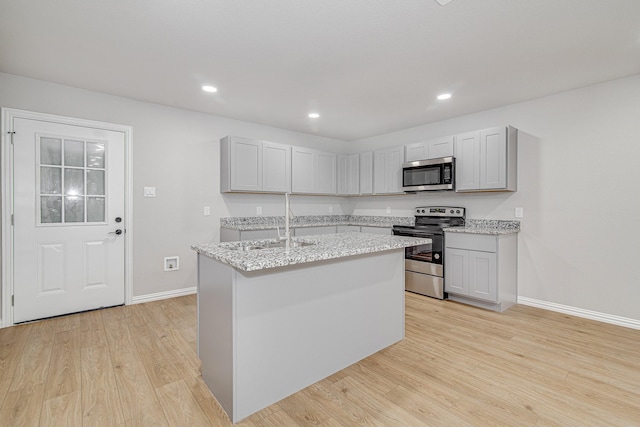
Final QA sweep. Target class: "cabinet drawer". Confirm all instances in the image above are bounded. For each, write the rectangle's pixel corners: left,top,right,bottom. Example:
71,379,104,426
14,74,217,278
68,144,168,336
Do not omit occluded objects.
445,233,496,252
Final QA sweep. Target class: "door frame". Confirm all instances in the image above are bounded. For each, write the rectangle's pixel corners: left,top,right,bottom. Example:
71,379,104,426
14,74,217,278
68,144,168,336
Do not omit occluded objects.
1,108,133,328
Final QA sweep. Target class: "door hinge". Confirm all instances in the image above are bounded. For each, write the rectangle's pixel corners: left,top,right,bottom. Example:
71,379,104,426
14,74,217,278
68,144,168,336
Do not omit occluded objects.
11,214,14,226
8,131,15,144
11,295,14,306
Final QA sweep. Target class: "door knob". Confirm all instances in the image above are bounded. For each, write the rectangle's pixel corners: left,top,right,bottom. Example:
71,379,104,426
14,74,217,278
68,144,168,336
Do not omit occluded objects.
109,229,123,235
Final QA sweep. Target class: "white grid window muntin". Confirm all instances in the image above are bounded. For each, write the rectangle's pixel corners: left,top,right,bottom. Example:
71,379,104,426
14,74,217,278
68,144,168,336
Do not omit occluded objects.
36,133,108,226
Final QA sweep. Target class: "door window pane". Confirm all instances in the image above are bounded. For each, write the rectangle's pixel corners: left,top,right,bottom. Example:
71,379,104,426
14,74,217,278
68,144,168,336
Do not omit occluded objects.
64,169,85,196
64,139,85,167
87,197,106,222
87,142,105,168
64,196,85,222
41,196,62,223
40,137,62,165
87,170,105,195
40,167,62,194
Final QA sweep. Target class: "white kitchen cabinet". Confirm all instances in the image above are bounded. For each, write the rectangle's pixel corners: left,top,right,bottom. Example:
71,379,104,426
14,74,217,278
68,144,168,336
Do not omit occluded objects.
293,226,337,236
337,154,359,195
262,141,292,193
292,147,337,195
444,232,517,312
337,225,360,233
359,151,373,195
373,146,404,194
405,136,454,162
221,136,291,193
360,226,392,235
454,126,517,192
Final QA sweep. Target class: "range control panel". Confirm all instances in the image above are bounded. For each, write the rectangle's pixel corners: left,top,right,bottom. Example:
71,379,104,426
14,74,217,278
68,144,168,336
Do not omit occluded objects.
415,206,465,217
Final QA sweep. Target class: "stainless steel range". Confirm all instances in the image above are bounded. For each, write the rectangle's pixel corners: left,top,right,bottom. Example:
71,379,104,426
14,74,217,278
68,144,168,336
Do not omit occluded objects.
392,207,465,299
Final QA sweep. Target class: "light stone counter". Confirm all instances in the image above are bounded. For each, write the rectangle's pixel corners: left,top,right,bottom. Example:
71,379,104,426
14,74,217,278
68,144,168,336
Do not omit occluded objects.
444,219,521,235
219,214,413,231
192,232,431,272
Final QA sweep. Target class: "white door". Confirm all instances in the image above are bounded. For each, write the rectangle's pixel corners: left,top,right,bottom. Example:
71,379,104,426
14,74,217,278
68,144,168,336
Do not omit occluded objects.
11,117,126,323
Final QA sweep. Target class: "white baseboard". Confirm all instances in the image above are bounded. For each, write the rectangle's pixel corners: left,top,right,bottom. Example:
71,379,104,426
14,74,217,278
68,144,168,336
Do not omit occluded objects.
517,297,640,330
131,286,197,305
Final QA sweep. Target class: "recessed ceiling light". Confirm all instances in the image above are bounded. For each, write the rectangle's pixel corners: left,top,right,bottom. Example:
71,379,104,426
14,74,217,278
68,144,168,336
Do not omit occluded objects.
308,113,320,119
437,93,452,100
202,85,218,93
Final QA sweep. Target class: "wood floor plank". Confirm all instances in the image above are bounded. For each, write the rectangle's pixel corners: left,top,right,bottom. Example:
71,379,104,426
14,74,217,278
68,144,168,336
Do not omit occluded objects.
43,330,81,400
81,344,125,426
39,390,82,427
1,292,638,426
0,382,45,427
156,379,213,427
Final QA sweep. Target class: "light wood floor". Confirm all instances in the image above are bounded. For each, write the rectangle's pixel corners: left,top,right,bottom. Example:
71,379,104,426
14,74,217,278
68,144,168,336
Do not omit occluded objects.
1,293,639,426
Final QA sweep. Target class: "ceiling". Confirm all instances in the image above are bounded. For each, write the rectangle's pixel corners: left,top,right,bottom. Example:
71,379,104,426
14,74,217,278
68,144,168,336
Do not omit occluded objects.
1,0,639,141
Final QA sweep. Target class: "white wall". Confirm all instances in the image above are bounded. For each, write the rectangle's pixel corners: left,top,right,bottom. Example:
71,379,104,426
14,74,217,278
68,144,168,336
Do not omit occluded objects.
350,74,640,321
2,71,639,324
0,72,348,301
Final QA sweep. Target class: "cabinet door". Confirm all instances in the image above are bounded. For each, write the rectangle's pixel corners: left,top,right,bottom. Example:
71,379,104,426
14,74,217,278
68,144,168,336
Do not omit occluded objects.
359,151,373,195
480,127,507,190
291,147,315,193
468,251,497,302
454,131,480,191
445,248,468,295
230,137,262,191
387,147,404,193
373,150,387,194
405,142,428,162
262,141,291,193
337,154,348,195
428,136,454,159
346,154,360,195
316,152,337,194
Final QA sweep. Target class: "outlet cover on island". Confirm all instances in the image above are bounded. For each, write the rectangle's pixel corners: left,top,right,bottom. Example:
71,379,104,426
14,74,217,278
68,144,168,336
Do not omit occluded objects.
164,256,179,271
515,207,524,218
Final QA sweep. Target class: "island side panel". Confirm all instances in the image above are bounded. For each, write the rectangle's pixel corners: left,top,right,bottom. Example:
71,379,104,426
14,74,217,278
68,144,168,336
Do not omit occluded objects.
233,250,405,422
197,254,235,418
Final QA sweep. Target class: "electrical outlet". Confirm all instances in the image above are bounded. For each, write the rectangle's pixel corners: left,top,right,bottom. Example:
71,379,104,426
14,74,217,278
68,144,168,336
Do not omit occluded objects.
203,206,211,216
257,206,262,215
328,206,333,214
515,207,524,218
386,207,391,214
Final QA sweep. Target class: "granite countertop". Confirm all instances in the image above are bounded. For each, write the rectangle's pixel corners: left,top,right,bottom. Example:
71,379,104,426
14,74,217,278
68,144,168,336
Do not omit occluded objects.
192,232,431,272
220,215,414,231
444,219,521,235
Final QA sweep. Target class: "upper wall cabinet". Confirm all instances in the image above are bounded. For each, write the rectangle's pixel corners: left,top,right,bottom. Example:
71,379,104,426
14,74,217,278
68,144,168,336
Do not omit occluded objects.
220,136,291,193
359,151,373,195
454,126,517,192
292,147,337,195
405,136,454,162
374,146,405,194
338,154,360,195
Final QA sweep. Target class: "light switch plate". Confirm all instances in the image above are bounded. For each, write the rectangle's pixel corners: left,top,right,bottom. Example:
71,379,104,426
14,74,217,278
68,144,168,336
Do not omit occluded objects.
515,207,524,218
144,187,156,197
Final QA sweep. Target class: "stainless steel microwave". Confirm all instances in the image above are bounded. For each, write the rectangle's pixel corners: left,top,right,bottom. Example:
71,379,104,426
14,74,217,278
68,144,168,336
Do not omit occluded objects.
402,156,455,192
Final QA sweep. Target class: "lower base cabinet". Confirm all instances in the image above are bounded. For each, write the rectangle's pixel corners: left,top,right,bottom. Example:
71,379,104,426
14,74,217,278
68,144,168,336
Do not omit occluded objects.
445,232,517,312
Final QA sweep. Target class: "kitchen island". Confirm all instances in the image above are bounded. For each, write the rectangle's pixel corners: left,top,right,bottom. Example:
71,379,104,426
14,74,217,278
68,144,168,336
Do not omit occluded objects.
192,232,431,423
